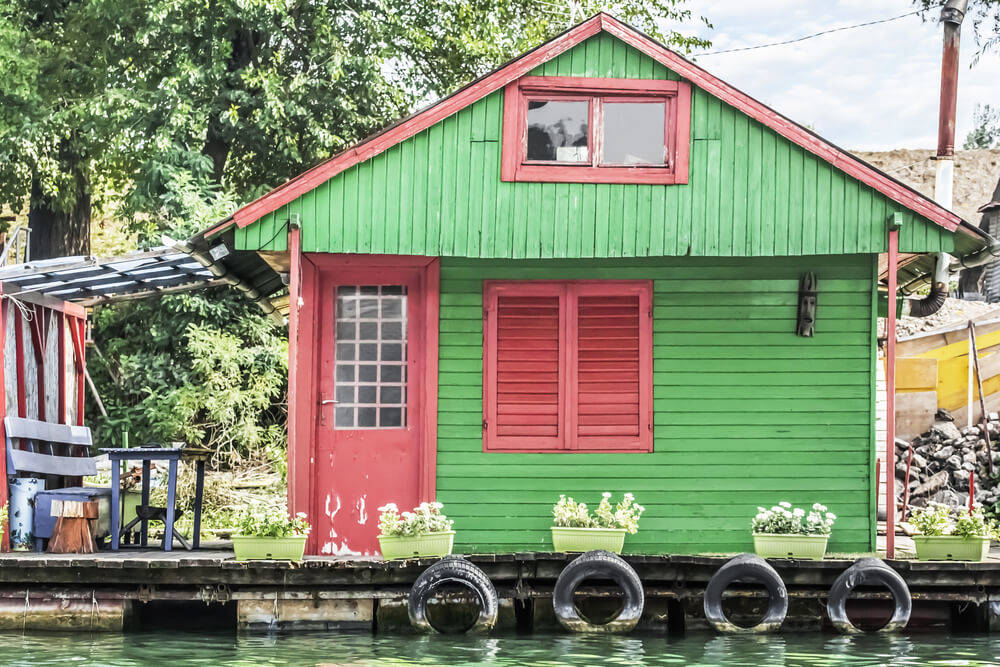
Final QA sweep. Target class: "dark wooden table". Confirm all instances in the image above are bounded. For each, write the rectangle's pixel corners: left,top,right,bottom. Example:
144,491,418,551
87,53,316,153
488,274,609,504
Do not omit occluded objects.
101,447,211,552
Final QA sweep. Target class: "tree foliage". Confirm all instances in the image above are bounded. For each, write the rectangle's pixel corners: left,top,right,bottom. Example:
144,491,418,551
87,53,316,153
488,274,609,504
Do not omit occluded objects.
88,290,288,470
964,104,1000,149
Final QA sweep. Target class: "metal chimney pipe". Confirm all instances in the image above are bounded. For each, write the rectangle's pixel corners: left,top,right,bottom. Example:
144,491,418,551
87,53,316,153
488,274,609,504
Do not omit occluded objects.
937,0,968,161
917,0,969,316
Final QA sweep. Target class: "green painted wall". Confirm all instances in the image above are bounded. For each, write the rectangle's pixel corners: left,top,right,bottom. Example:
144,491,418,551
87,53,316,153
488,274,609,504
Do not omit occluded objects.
437,255,876,554
236,32,953,258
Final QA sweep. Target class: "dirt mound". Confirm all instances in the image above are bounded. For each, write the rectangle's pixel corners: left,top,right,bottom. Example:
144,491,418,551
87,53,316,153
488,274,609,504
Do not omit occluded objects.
854,149,1000,225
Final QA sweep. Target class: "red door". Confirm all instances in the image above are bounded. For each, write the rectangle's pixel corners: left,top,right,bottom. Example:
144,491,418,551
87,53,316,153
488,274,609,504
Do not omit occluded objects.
312,264,428,556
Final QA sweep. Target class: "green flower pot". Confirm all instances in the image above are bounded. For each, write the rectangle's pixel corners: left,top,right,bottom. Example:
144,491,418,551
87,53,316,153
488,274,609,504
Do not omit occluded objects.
753,533,829,560
232,535,308,561
551,527,627,554
912,535,990,561
378,531,455,560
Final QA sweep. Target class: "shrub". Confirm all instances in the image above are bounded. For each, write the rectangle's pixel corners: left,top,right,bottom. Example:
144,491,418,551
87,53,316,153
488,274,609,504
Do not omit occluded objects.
377,502,453,537
553,493,645,534
752,502,836,536
237,507,310,538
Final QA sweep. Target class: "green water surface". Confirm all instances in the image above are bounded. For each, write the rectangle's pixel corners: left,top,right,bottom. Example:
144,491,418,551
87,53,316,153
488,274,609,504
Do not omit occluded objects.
0,632,997,666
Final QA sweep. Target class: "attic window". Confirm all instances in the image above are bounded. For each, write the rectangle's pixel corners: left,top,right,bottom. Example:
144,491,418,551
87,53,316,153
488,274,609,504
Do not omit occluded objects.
502,76,691,185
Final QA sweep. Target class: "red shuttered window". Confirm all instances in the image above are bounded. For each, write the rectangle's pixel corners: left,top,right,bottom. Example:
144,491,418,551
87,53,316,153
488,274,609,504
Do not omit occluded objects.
483,281,652,453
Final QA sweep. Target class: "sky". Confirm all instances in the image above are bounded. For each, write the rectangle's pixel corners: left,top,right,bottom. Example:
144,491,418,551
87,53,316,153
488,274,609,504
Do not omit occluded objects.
660,0,1000,151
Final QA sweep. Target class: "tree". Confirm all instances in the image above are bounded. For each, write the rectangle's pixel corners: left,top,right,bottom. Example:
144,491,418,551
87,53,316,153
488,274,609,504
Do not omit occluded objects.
0,1,118,258
964,104,1000,149
913,0,1000,58
92,0,711,242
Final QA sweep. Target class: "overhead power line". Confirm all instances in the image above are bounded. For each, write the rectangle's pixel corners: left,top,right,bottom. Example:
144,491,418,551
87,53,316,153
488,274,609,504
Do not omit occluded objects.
694,5,943,57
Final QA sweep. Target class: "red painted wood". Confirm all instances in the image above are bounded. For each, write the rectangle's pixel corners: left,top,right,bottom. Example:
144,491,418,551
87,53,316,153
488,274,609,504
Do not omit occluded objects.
292,251,319,554
286,225,303,526
420,259,440,503
14,308,25,418
69,317,86,425
886,228,898,558
57,313,66,423
483,280,652,453
484,282,566,451
29,305,46,421
214,13,961,236
307,255,438,556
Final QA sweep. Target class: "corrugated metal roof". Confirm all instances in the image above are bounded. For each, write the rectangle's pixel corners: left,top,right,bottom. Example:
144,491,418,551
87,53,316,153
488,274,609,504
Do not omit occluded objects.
0,247,222,306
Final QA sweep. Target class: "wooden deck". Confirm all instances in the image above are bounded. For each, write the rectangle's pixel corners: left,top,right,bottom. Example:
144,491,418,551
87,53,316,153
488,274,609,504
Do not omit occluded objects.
1,542,1000,602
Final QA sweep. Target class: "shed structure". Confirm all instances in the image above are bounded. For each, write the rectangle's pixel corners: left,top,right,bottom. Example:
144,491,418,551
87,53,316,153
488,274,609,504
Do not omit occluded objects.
195,14,992,556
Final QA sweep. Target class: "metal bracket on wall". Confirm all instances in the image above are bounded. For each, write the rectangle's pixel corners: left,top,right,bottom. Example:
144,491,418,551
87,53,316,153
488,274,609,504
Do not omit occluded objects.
797,272,817,337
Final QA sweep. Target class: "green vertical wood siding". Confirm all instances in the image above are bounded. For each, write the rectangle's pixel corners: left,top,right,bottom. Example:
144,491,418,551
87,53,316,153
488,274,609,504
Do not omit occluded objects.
436,255,875,554
235,33,953,258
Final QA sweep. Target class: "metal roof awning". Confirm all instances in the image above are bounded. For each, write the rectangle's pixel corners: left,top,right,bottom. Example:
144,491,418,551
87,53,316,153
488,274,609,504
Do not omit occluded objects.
0,247,224,306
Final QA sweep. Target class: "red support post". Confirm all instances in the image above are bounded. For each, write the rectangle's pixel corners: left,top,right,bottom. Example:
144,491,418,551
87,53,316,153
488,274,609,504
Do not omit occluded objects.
886,223,899,559
0,295,8,552
286,224,302,522
970,471,975,514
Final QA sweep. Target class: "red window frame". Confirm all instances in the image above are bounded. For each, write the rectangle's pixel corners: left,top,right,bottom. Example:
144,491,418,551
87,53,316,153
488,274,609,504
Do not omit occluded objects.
483,280,653,454
501,76,691,185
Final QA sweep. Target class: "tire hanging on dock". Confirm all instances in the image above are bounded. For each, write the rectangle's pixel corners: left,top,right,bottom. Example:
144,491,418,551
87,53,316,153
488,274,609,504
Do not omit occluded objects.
703,553,787,634
408,556,499,633
827,558,911,634
552,550,644,633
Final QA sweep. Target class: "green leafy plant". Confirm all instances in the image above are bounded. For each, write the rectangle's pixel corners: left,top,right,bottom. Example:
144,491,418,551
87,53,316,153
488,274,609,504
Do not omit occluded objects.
237,507,310,538
752,502,836,536
553,493,645,534
377,502,453,537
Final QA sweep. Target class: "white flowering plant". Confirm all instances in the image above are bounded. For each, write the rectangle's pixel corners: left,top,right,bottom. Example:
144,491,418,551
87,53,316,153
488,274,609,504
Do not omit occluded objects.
751,502,836,536
237,507,311,538
553,493,645,534
910,503,996,539
377,502,454,537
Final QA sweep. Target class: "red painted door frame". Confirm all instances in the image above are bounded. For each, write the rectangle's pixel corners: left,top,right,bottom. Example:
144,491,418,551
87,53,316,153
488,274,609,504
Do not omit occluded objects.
288,254,439,555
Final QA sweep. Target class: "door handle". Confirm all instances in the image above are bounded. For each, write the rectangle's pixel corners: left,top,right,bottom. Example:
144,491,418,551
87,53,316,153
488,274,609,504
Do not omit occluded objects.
319,399,338,405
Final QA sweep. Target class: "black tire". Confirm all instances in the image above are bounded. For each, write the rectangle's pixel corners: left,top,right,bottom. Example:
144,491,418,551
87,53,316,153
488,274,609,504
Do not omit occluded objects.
827,558,911,634
407,556,498,633
703,553,787,634
552,550,644,634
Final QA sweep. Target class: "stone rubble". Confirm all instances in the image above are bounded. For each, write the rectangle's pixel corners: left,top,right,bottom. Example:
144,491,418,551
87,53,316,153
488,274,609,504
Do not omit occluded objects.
895,408,1000,511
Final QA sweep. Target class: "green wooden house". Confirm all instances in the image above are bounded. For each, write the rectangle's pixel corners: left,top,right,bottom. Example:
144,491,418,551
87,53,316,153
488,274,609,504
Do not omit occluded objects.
194,14,990,557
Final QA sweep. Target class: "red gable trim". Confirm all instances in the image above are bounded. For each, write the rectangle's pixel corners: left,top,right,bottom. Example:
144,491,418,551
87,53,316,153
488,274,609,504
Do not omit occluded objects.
220,12,961,236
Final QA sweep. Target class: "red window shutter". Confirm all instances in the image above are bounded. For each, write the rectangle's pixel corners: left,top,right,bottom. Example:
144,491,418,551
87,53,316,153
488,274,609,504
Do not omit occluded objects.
570,284,652,451
483,281,651,453
484,283,565,451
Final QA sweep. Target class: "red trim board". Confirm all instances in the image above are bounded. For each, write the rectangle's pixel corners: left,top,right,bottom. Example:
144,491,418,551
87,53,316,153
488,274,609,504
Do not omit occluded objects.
206,13,962,238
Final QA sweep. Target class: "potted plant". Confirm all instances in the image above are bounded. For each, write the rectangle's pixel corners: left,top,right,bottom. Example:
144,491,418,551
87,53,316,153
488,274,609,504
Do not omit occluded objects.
377,502,455,560
909,503,994,561
752,502,836,560
551,492,645,554
232,508,311,561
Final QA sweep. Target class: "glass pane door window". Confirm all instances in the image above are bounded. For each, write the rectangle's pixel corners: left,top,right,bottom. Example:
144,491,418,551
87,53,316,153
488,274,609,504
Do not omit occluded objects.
333,285,408,429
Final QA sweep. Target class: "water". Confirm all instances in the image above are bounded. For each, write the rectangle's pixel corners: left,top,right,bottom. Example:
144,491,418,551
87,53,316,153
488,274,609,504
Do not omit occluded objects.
0,632,998,666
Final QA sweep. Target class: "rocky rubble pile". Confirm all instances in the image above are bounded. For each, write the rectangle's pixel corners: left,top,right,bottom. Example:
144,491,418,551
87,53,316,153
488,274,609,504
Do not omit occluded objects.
895,410,1000,510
